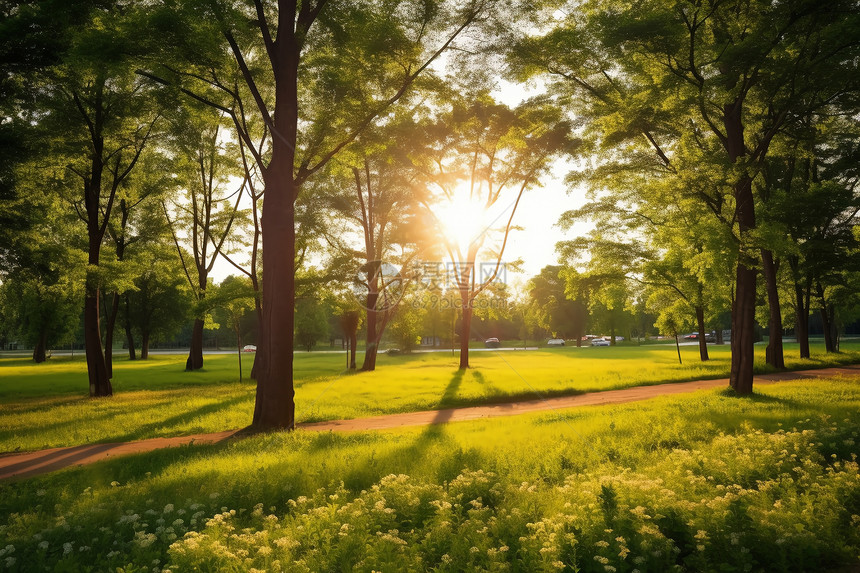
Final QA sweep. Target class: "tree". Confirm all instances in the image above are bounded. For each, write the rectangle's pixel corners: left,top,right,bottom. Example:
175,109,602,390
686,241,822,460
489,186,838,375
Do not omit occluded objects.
295,297,329,353
44,5,159,396
123,246,192,359
163,106,247,371
315,116,433,372
510,0,860,393
528,265,586,344
213,275,256,380
425,95,573,368
143,0,493,429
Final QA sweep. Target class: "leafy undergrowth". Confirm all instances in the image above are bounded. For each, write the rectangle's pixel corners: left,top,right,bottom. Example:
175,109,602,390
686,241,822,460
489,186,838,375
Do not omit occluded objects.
1,377,859,571
2,342,859,453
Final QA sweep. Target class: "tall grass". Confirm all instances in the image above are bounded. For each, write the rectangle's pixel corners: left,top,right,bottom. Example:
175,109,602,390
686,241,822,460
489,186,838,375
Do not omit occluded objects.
1,376,858,571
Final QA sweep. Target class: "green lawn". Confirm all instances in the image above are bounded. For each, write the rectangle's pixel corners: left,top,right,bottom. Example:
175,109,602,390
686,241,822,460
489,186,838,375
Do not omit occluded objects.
1,377,858,572
1,341,859,453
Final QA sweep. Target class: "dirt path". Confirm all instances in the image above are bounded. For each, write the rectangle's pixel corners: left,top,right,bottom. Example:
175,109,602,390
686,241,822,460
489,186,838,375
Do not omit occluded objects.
2,365,858,481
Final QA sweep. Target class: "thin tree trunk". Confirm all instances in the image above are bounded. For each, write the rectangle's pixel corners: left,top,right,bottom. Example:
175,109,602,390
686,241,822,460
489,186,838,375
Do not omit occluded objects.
141,331,150,359
459,303,473,369
674,332,682,365
123,293,136,360
821,305,837,353
187,318,204,370
85,288,112,396
349,331,357,369
695,305,709,362
33,331,47,363
236,327,242,381
794,282,810,359
362,289,380,371
104,291,120,378
761,249,785,369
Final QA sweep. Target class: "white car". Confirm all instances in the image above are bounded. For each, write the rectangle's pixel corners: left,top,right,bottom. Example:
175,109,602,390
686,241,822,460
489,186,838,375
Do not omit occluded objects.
546,338,566,346
590,338,610,346
242,345,257,352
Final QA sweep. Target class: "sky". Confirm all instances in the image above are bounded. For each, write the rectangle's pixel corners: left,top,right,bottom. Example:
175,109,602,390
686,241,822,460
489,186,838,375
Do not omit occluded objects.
208,79,594,292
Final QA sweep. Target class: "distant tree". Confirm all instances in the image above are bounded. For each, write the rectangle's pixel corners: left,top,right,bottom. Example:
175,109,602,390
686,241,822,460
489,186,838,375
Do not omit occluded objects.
295,297,330,353
425,95,573,369
43,5,159,396
213,275,256,380
163,106,247,371
123,246,191,359
528,265,586,344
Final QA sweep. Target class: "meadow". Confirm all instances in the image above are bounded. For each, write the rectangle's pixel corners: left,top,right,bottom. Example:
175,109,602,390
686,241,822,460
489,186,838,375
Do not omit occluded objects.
1,341,860,453
1,376,859,571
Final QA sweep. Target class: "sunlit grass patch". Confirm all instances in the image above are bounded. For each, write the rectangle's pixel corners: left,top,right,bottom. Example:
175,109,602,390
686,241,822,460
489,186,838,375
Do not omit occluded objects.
1,341,858,453
1,376,858,571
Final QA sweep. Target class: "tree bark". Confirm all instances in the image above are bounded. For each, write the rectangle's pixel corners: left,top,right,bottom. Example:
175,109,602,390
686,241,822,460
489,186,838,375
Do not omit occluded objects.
695,305,709,362
789,258,810,359
362,288,380,371
141,331,150,359
187,318,204,370
761,249,785,369
104,291,120,377
123,293,136,360
459,303,473,369
820,304,837,353
349,331,357,369
85,287,112,396
724,98,756,395
250,28,299,429
33,331,47,363
729,177,757,395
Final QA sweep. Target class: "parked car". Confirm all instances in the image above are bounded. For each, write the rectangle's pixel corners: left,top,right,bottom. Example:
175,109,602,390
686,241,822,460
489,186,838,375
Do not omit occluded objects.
485,338,501,348
590,338,610,346
683,332,698,340
385,348,401,356
242,345,257,352
546,338,565,346
615,336,625,341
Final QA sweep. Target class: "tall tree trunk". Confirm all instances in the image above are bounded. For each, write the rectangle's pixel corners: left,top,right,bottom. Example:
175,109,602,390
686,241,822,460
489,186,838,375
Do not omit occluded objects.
695,305,709,361
85,286,112,396
821,305,837,353
104,291,120,378
251,105,298,430
33,331,47,363
816,283,838,353
794,286,810,359
789,258,810,359
362,289,380,371
123,293,136,360
187,318,204,370
349,331,357,369
141,331,150,359
761,249,785,369
459,303,473,369
724,99,756,395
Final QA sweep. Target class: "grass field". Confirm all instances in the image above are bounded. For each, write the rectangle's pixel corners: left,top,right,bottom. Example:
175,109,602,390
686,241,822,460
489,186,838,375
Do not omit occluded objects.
1,376,858,571
1,342,859,453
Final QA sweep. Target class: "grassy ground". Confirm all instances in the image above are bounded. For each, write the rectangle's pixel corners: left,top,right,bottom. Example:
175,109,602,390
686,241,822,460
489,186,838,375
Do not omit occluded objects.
1,342,859,454
1,376,858,571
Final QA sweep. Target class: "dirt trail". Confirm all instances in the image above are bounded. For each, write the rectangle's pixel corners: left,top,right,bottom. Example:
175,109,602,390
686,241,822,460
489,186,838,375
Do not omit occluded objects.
2,365,858,481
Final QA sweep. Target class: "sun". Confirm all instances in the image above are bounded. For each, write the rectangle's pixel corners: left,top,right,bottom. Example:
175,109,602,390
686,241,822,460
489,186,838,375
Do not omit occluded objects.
432,186,491,254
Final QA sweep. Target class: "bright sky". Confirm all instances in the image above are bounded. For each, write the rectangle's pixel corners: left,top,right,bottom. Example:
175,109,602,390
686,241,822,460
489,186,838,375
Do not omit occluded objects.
208,80,593,291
